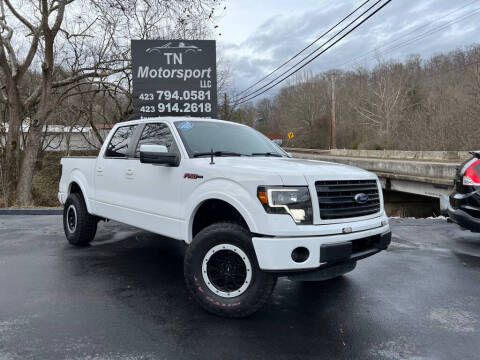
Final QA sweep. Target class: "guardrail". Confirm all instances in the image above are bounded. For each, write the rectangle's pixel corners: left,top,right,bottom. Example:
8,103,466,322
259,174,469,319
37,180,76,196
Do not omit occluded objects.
287,148,466,198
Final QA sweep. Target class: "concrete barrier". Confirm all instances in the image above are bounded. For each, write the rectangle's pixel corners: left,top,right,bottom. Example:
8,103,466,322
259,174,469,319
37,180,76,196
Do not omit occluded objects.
287,148,464,198
288,148,471,162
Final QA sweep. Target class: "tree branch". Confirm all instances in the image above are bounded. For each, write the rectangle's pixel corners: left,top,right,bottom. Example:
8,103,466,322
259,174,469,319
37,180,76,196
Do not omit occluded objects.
51,66,130,89
3,0,36,32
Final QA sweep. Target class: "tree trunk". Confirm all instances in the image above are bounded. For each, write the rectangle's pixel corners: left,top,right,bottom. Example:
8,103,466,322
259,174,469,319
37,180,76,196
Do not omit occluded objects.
4,95,23,204
15,120,42,206
88,119,104,146
15,4,58,206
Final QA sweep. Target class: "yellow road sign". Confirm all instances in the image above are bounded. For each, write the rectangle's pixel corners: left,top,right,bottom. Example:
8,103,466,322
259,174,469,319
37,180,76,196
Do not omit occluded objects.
287,131,295,139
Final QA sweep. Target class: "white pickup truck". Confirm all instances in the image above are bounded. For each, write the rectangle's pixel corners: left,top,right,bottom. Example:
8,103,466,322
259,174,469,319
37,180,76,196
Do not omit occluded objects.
59,117,391,317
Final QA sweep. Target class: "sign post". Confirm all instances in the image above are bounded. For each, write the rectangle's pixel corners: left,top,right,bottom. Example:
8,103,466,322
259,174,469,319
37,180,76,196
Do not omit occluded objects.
131,40,217,119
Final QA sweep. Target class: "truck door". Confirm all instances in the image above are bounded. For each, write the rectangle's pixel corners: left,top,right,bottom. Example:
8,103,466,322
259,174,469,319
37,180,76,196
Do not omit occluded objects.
120,122,183,239
93,124,138,220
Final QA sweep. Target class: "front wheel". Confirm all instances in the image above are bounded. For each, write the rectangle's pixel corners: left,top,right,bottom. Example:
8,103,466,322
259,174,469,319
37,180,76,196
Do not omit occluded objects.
184,222,277,318
63,193,97,246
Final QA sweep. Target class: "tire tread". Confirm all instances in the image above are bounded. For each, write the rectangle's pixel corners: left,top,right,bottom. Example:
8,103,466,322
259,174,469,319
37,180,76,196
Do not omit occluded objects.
184,222,276,318
63,193,97,246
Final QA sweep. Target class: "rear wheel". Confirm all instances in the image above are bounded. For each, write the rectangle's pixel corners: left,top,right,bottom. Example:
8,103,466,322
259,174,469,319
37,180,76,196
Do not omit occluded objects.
184,222,276,318
63,193,97,246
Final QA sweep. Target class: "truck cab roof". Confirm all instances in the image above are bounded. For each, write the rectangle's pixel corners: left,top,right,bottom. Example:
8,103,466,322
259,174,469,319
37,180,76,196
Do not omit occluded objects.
113,117,247,129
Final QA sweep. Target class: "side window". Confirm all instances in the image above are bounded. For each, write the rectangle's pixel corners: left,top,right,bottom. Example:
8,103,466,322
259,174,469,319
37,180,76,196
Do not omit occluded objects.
105,125,136,158
135,123,177,157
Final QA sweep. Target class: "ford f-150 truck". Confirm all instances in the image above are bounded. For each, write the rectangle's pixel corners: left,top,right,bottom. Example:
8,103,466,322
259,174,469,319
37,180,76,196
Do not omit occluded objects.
58,117,391,317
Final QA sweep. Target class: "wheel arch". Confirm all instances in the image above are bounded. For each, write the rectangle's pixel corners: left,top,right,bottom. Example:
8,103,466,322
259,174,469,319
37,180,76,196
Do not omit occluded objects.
67,173,92,213
187,196,256,243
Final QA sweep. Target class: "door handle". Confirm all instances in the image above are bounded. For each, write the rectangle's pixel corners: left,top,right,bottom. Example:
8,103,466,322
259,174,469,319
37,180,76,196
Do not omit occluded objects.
96,166,104,175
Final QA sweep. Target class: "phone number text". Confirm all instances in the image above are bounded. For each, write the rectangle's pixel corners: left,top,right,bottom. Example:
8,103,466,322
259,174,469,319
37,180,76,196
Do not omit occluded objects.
138,90,211,101
140,102,212,113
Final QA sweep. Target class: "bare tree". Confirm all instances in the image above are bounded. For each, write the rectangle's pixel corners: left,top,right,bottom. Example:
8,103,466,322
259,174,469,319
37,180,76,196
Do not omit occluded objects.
274,71,330,148
351,60,410,148
0,0,223,206
239,45,480,152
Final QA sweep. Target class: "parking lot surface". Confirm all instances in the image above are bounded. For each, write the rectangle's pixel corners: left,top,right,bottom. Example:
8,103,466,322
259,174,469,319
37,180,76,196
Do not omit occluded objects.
0,215,479,360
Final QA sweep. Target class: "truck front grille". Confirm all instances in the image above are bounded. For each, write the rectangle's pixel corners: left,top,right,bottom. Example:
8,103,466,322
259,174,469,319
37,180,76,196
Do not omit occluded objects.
315,180,380,220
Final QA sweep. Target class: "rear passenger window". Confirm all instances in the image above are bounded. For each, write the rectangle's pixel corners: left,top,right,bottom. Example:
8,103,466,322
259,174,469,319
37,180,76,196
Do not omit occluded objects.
105,125,136,158
135,123,177,157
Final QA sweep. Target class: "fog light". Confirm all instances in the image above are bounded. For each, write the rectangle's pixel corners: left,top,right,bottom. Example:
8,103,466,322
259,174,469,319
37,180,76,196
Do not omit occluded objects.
381,220,388,226
291,247,309,263
342,227,352,233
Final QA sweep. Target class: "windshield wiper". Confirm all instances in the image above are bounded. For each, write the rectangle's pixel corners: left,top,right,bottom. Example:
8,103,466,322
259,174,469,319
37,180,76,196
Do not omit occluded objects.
193,151,244,157
251,152,282,157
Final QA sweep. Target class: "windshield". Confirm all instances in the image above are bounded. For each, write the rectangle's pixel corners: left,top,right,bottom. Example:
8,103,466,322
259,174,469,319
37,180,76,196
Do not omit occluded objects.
174,121,286,157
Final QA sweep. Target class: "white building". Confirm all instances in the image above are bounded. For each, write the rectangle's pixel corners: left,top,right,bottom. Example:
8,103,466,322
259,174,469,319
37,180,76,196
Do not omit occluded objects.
1,123,113,152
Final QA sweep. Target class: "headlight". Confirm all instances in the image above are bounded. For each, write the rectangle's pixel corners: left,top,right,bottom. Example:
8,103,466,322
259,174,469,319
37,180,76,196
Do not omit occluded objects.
257,186,313,224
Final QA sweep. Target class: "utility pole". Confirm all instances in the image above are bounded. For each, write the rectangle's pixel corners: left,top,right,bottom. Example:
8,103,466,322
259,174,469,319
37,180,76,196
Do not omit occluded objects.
329,72,336,149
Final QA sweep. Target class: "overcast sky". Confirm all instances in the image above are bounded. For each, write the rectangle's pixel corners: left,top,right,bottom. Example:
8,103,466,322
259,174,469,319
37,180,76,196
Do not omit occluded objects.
216,0,480,99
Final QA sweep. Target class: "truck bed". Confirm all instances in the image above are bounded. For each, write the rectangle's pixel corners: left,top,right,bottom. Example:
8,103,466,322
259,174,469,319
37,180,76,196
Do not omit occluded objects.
59,157,98,205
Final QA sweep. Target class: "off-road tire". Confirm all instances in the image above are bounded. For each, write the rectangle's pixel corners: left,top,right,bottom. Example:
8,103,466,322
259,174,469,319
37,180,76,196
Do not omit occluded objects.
184,222,277,318
63,193,97,246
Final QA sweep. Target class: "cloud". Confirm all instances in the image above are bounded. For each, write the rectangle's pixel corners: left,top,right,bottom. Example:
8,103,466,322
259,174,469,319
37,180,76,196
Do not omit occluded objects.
219,0,480,99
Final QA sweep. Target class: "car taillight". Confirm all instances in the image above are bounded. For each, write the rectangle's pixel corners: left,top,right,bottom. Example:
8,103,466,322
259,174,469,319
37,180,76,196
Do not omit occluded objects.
463,158,480,186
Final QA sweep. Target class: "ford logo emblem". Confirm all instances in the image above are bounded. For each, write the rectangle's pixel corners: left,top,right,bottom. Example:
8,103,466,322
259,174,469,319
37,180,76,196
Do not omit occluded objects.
354,193,369,204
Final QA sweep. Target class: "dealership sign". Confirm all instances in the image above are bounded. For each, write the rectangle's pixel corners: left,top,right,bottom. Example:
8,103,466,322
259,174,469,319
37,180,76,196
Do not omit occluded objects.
131,40,217,118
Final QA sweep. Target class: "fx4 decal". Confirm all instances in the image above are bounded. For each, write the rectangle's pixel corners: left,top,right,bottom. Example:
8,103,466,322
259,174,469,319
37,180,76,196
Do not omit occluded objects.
184,173,204,179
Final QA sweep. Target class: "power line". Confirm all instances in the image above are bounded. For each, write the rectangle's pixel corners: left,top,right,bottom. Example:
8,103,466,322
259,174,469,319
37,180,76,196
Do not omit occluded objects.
235,0,383,102
331,0,480,70
236,0,393,105
235,0,384,103
233,0,480,108
235,0,372,97
369,9,480,60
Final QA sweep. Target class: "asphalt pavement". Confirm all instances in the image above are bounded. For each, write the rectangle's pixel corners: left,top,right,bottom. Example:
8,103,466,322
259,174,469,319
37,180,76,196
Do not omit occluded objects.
0,215,479,359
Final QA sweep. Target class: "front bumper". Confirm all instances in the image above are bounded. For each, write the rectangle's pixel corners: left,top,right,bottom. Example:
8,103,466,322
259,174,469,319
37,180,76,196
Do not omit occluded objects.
446,205,480,233
252,223,391,271
441,194,480,233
